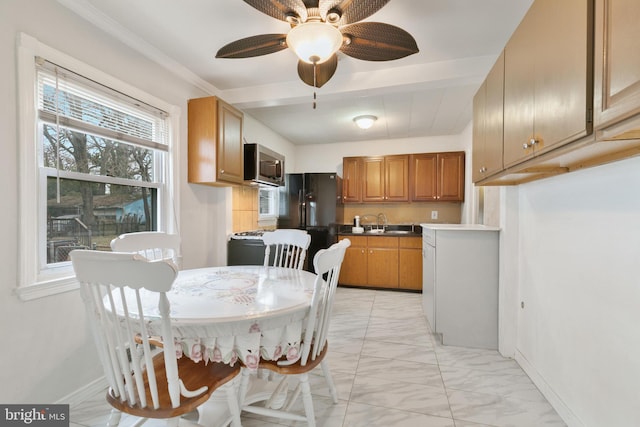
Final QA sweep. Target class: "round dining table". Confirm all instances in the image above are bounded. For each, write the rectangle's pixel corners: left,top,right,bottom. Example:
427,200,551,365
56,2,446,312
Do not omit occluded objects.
110,265,319,370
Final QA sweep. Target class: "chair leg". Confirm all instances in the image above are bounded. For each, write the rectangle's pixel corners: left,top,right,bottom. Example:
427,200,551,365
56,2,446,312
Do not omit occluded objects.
106,409,122,427
225,378,242,427
299,373,316,427
320,359,339,404
238,368,251,407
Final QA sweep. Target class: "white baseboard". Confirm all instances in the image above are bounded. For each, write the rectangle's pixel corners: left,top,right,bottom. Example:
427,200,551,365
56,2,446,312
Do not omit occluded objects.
56,376,108,407
515,349,584,427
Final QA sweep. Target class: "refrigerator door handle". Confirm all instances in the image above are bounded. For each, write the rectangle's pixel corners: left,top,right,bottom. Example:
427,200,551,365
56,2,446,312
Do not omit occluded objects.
298,189,306,228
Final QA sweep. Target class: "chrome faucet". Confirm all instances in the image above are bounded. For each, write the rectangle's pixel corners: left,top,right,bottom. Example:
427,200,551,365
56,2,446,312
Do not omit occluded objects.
377,213,388,231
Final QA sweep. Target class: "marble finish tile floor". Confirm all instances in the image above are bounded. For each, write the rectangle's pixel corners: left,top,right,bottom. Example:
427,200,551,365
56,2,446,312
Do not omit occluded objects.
70,288,566,427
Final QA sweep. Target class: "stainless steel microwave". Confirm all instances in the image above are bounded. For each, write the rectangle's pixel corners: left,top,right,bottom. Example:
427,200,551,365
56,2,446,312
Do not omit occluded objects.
243,143,285,187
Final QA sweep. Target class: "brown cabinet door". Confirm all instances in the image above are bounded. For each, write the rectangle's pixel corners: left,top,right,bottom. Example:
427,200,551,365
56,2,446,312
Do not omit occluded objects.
409,153,437,201
367,248,399,288
187,96,244,186
594,0,640,132
533,0,592,156
384,155,409,202
366,237,399,288
503,3,537,168
399,249,422,290
338,236,367,285
399,237,422,290
361,157,385,202
438,152,465,202
504,0,591,167
474,53,505,184
472,80,487,183
217,99,244,184
342,157,361,203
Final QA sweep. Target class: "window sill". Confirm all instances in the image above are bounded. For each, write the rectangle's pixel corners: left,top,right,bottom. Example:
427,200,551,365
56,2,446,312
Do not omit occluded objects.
15,275,79,301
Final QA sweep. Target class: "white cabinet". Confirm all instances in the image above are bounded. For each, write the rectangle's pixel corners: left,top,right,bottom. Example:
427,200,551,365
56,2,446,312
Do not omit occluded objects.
421,224,500,349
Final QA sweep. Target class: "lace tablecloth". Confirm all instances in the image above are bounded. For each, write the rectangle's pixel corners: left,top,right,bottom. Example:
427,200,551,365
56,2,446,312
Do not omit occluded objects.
109,265,317,370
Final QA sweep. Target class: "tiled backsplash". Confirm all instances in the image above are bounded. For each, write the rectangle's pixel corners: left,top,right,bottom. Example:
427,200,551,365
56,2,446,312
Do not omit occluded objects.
342,202,461,225
232,186,258,232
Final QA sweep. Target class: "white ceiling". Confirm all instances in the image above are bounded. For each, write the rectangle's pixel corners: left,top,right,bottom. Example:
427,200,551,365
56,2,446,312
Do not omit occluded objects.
62,0,534,145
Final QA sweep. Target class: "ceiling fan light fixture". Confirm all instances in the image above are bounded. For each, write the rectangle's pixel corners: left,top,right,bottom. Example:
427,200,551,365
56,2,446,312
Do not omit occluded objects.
286,22,343,64
353,115,377,130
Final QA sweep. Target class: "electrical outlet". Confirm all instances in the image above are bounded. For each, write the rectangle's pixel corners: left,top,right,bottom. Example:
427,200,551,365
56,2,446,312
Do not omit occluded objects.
431,210,438,220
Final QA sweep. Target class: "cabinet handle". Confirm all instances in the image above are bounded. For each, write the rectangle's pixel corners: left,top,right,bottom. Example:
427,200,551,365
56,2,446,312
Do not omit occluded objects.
369,250,373,254
530,138,538,146
522,142,529,149
361,249,365,254
220,169,225,174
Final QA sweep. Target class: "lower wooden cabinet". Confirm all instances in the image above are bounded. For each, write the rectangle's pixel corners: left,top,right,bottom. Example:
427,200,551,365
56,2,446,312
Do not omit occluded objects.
399,237,423,290
338,235,422,290
339,236,368,285
366,236,399,288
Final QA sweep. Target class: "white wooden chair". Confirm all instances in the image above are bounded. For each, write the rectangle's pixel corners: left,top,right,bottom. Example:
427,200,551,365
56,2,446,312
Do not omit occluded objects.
239,238,351,427
262,229,311,270
110,231,182,269
70,250,241,427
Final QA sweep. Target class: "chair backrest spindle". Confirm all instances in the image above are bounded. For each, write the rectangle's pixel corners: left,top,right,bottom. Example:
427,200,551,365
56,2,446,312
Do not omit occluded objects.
262,229,311,270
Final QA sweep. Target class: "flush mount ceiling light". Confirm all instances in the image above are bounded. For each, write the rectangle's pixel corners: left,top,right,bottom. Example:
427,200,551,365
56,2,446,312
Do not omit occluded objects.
353,115,377,130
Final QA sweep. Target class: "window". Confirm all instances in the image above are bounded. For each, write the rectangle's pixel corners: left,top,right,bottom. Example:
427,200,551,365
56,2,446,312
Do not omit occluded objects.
17,33,178,300
258,187,279,219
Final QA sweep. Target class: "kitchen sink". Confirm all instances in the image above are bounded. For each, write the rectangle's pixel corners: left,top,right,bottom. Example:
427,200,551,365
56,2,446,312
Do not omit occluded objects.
364,229,416,235
365,229,386,234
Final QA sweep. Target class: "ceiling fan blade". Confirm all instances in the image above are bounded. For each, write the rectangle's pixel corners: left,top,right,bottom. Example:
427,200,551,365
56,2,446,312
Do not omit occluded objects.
340,22,419,61
319,0,390,26
243,0,308,23
216,34,288,58
297,55,338,88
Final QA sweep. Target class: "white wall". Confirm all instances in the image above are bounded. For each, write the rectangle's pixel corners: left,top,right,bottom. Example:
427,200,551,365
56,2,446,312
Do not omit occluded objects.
513,156,640,426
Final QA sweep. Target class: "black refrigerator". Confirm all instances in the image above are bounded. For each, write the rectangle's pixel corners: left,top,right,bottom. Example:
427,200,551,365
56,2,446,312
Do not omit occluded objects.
278,173,342,272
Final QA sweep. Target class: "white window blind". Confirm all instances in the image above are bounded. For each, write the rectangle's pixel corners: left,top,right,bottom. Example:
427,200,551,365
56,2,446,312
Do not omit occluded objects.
36,58,169,152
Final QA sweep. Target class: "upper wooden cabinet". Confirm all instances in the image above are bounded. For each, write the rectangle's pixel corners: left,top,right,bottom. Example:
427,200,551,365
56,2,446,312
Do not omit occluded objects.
188,96,244,186
344,155,409,203
361,156,386,202
473,52,504,183
503,0,593,168
342,157,362,203
384,155,410,202
410,152,465,202
594,0,640,140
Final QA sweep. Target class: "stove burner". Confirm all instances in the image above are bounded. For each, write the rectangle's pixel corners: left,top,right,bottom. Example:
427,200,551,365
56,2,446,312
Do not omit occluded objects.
235,230,265,237
230,230,266,240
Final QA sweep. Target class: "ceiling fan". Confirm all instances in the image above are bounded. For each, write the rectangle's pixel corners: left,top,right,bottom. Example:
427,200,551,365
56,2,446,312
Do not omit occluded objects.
216,0,419,89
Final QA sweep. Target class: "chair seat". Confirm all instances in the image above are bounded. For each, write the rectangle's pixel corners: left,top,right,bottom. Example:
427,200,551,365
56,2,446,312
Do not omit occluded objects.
107,352,240,419
256,344,328,376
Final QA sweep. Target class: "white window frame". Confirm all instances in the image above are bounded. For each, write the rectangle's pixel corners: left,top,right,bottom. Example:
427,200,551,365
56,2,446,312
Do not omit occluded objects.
258,186,279,220
16,33,180,301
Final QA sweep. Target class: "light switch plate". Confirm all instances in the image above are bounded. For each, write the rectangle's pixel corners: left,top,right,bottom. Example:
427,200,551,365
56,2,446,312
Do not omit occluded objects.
431,210,438,220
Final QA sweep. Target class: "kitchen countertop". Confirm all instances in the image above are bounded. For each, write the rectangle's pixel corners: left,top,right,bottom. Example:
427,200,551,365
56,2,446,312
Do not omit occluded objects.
420,223,500,231
337,224,422,237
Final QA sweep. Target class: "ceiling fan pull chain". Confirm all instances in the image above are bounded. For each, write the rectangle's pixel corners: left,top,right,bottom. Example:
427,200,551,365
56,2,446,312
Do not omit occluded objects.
312,61,318,109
